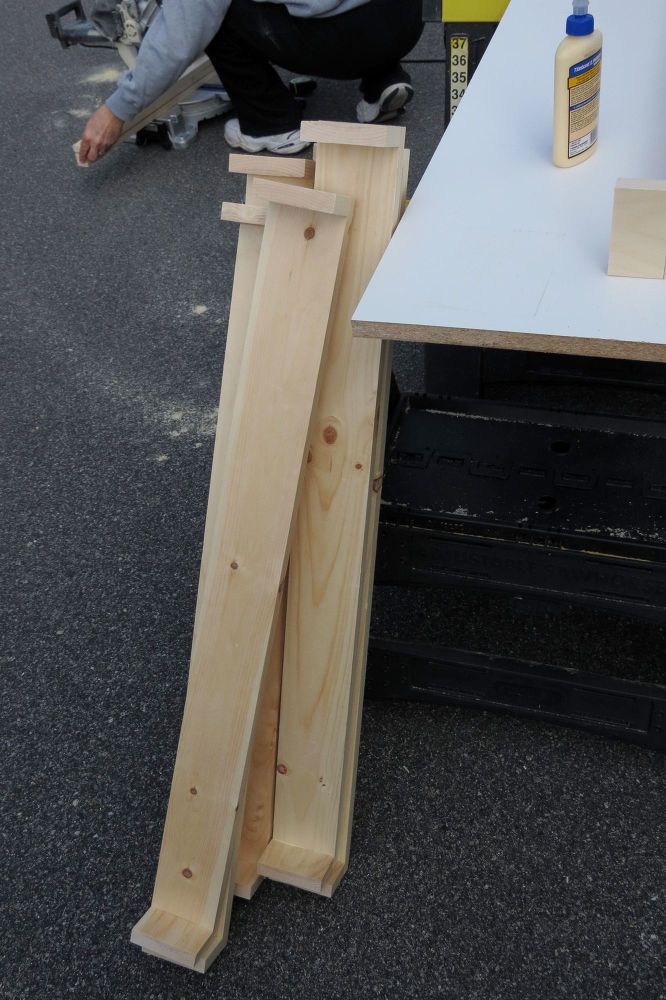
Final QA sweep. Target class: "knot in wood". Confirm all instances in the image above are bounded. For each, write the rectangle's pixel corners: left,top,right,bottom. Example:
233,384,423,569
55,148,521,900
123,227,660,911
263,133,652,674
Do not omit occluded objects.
182,868,193,879
304,226,316,240
322,425,337,445
277,763,288,775
230,560,239,570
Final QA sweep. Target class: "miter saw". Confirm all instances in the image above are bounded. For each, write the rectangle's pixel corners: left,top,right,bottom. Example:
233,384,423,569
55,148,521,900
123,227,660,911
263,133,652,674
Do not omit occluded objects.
45,0,233,150
46,0,317,151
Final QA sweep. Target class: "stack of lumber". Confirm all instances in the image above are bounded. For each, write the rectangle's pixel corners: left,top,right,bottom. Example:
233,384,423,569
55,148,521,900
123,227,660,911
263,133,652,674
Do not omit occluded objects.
130,120,409,972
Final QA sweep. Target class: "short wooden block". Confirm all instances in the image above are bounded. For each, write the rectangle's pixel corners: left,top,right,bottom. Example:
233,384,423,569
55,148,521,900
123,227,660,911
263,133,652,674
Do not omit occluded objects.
608,179,666,279
220,202,266,225
228,154,315,179
257,841,335,894
131,908,211,969
72,141,89,167
300,120,405,149
252,178,354,217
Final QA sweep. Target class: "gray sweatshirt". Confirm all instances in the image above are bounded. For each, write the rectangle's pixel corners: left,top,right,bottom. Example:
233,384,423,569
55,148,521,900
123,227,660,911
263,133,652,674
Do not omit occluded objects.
106,0,371,121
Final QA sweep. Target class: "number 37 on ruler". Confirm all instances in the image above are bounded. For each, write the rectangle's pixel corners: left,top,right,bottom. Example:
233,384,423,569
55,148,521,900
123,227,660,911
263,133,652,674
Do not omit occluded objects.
449,36,469,118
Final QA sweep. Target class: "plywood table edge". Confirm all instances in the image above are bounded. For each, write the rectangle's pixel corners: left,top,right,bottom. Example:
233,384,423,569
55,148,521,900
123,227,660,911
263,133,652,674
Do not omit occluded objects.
351,319,666,363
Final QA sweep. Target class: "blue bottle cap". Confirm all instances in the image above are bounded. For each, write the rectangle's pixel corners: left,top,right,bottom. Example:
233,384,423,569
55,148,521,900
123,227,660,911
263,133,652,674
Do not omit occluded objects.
566,13,594,34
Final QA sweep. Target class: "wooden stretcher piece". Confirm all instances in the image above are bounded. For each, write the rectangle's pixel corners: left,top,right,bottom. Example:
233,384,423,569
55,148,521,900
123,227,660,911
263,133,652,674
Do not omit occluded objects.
131,180,353,970
230,163,315,903
258,121,408,894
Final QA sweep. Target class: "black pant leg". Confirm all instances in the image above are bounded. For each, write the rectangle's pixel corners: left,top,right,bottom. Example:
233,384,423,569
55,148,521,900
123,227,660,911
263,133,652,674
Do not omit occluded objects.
206,0,424,136
206,3,302,136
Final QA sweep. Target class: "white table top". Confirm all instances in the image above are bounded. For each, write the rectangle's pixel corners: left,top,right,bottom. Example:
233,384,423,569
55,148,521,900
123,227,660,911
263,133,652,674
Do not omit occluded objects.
353,0,666,360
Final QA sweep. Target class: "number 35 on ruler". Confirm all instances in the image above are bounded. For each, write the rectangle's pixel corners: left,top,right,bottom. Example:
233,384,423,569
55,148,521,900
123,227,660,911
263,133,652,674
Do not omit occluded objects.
449,36,469,118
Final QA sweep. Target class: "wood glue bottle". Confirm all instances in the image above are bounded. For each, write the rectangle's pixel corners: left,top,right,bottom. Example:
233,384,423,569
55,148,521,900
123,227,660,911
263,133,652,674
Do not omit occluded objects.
553,0,603,167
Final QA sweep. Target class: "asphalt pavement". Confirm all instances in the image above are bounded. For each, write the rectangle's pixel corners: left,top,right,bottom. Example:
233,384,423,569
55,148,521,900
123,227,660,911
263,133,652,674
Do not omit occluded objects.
2,4,664,998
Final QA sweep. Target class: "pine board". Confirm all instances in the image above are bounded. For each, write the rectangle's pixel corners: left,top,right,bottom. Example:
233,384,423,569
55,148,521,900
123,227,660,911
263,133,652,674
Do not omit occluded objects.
260,127,406,891
131,189,352,967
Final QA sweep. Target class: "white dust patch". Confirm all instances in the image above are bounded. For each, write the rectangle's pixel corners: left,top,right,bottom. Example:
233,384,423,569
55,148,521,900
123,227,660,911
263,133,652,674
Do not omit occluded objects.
83,67,121,84
155,454,169,463
192,305,209,316
69,108,95,119
84,369,219,441
163,406,217,439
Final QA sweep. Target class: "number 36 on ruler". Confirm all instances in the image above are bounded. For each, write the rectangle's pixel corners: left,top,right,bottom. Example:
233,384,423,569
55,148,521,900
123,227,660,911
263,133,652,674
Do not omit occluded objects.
449,36,469,118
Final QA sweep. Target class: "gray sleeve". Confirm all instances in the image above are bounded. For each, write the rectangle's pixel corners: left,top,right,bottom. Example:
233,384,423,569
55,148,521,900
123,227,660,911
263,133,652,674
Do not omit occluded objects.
105,0,231,121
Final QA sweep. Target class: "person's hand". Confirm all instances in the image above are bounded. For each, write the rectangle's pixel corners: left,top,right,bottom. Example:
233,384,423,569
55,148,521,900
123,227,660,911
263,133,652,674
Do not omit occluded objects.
78,105,124,164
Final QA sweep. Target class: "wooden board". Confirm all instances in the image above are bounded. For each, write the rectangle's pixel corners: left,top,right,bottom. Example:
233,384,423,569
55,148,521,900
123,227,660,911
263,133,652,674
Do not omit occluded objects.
251,178,353,216
131,184,353,969
321,148,411,897
185,160,312,906
229,153,315,180
259,124,407,894
119,55,217,140
221,203,266,226
234,588,286,901
75,55,218,162
145,164,312,945
352,0,666,358
225,165,314,901
608,179,666,279
300,121,405,149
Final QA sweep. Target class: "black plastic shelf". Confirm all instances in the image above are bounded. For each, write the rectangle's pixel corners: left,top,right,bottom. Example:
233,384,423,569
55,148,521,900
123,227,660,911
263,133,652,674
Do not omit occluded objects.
366,638,666,751
369,393,666,749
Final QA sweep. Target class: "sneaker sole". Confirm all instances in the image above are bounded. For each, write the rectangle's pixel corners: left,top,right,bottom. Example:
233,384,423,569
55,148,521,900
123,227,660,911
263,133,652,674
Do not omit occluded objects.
225,130,311,156
357,83,414,125
374,84,414,123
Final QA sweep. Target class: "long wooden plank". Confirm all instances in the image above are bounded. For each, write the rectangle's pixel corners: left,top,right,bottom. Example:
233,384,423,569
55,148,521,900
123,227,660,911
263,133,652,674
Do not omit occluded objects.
259,124,406,893
131,191,352,968
178,162,312,911
212,163,314,903
120,55,217,140
321,150,410,895
75,56,218,162
166,169,334,954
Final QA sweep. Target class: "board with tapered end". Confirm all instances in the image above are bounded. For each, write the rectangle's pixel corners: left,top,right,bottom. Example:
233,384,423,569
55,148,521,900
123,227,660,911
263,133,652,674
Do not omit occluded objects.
131,185,353,968
263,124,407,893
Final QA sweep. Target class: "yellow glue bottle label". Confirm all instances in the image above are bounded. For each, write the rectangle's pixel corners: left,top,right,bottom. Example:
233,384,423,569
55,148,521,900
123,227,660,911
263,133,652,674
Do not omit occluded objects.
566,49,602,159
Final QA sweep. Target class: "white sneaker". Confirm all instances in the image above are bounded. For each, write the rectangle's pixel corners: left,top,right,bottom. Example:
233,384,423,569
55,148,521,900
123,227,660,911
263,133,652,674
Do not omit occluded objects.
224,118,311,155
356,83,414,124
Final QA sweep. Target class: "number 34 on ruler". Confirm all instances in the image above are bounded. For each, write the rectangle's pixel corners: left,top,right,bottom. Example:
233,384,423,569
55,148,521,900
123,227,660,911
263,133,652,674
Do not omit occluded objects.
449,36,469,118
